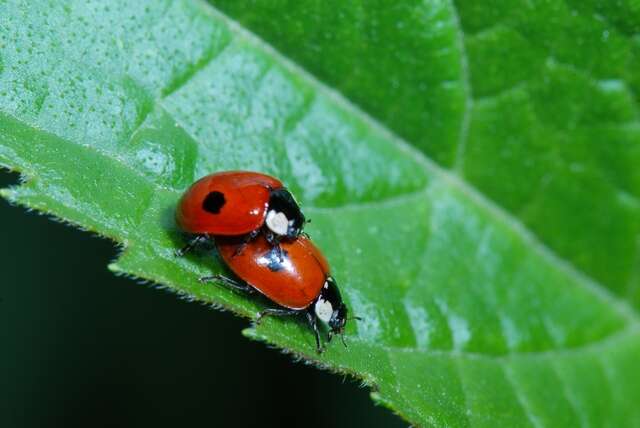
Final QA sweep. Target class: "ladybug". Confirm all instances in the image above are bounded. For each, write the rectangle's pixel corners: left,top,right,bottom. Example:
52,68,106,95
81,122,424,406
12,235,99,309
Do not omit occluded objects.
176,171,306,255
202,234,352,353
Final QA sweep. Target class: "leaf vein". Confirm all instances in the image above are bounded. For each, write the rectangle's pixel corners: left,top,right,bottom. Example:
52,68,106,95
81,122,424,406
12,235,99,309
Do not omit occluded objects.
449,0,473,174
454,358,474,428
503,364,544,428
550,361,590,428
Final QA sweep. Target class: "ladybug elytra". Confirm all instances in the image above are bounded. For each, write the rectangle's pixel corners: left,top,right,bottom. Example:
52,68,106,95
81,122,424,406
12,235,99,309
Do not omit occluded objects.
208,235,349,352
176,171,306,248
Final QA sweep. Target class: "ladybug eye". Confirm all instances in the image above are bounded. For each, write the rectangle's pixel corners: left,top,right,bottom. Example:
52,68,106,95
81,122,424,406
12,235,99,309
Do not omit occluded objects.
202,191,226,214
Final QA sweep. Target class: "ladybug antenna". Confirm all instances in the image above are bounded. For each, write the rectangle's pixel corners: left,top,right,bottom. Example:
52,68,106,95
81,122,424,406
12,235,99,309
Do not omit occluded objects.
348,316,363,321
306,218,312,224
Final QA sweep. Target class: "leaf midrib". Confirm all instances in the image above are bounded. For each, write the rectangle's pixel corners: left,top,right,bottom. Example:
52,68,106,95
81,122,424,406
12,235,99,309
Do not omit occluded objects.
350,324,640,360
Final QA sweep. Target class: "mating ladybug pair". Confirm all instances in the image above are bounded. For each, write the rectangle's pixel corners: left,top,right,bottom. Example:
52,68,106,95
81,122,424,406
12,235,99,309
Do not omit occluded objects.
175,171,353,353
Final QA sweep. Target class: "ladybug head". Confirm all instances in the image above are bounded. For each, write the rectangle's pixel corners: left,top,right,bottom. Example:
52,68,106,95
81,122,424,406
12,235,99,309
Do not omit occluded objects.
266,188,306,239
329,301,348,335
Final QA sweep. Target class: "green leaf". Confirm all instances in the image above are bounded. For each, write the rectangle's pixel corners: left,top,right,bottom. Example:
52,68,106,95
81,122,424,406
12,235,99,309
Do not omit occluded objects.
210,0,640,310
0,1,638,427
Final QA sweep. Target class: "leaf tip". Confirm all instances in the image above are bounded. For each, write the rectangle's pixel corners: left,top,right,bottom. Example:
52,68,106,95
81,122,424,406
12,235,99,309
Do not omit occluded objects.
0,187,16,201
242,326,260,340
108,262,123,273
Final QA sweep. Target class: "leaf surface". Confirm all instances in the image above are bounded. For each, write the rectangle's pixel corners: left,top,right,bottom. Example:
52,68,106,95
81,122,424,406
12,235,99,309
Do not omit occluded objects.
211,0,640,310
0,1,639,426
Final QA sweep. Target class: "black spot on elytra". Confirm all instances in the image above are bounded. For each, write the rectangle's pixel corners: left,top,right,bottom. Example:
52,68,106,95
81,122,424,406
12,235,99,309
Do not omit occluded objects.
202,191,226,214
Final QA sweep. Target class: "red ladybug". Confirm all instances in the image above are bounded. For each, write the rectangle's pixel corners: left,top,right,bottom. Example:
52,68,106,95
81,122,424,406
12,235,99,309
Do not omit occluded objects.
176,171,305,254
203,234,350,353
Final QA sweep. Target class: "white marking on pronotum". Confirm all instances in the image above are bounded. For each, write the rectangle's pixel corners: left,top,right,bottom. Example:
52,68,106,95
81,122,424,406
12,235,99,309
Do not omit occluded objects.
315,298,333,323
265,210,289,235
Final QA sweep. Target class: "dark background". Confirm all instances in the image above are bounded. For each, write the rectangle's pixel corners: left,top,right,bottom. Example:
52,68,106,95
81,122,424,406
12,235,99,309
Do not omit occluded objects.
0,169,404,428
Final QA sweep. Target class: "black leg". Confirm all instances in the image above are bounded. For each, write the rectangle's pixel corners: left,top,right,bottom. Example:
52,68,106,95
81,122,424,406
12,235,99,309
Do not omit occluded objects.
199,274,254,293
275,244,284,262
256,308,300,325
232,229,260,258
175,235,209,257
340,333,348,348
265,229,276,245
264,230,285,262
327,331,347,348
306,311,324,354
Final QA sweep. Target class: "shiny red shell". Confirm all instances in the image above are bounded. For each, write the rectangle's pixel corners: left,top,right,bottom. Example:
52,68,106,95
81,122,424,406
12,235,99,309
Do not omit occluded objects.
176,171,283,235
216,235,330,310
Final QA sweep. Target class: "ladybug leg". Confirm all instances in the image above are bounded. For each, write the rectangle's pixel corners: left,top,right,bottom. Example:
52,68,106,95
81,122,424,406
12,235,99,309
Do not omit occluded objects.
175,234,209,257
255,308,299,325
305,311,324,354
199,274,254,294
264,230,285,262
264,229,277,246
232,229,260,258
